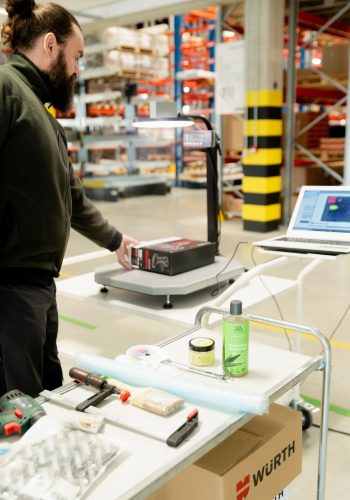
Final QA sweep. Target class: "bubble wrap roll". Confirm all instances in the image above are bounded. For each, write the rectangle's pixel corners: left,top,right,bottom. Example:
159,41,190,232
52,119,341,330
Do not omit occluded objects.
75,353,268,415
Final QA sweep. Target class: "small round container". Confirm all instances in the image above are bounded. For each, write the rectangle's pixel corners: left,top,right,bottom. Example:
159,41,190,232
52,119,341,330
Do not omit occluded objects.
189,337,215,367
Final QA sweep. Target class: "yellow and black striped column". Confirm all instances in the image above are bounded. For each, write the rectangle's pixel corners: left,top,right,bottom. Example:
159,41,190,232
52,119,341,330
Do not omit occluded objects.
242,89,282,232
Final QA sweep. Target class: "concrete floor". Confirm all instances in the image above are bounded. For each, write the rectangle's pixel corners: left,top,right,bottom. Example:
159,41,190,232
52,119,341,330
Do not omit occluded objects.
57,187,350,500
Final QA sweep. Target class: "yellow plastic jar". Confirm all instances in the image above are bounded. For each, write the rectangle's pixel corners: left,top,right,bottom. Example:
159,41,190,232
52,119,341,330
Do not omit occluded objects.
189,337,215,366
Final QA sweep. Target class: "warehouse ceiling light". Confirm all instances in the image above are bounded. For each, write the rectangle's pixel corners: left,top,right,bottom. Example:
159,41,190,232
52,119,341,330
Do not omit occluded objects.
132,117,194,129
132,102,194,129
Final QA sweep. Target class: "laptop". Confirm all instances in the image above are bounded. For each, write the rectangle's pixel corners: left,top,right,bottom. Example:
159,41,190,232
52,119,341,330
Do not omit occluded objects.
253,186,350,255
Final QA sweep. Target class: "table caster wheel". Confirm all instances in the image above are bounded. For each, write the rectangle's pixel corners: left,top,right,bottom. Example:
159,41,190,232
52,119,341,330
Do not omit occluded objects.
290,401,313,431
163,295,173,309
301,408,312,431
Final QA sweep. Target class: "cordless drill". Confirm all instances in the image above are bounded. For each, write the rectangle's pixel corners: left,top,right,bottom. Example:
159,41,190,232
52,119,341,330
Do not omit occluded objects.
0,389,46,436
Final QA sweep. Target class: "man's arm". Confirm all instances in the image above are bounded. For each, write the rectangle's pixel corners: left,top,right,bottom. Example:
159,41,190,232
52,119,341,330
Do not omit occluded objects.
0,77,13,149
69,164,138,269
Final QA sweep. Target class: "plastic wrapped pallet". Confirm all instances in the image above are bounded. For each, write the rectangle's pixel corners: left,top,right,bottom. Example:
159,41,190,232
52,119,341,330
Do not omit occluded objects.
101,26,138,49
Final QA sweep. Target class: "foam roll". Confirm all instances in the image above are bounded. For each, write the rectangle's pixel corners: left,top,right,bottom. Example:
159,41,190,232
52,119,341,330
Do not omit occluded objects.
75,353,268,415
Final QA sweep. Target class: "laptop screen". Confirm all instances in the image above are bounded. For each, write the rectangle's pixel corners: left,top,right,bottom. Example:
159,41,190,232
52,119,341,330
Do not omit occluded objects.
293,189,350,233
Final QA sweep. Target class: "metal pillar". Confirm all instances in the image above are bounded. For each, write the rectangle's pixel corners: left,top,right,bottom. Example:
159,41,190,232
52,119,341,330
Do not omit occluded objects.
242,0,285,232
215,6,224,206
174,15,184,187
283,0,298,224
344,45,350,185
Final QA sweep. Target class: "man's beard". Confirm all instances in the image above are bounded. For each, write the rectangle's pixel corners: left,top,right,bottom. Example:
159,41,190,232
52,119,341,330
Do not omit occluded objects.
46,50,76,113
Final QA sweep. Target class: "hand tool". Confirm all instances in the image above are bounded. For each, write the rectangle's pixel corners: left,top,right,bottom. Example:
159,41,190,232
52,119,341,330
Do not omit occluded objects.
0,389,46,436
166,408,199,447
40,389,199,447
69,367,131,409
160,358,229,381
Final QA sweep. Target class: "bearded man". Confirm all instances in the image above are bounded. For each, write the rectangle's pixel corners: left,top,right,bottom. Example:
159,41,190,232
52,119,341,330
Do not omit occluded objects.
0,0,138,397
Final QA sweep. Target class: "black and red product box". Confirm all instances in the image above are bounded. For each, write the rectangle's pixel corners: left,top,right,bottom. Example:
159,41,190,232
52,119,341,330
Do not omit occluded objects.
128,238,216,276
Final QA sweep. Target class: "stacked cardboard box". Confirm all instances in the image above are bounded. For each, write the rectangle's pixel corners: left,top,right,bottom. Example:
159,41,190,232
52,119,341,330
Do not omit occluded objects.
148,404,302,500
295,111,329,149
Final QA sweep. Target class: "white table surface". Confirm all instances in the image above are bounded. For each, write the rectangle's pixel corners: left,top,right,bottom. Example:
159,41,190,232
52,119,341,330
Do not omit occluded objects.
42,327,321,500
56,272,296,328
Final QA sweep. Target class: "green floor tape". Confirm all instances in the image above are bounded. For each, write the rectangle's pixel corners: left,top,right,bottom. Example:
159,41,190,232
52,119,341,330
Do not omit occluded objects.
59,315,96,330
302,395,350,418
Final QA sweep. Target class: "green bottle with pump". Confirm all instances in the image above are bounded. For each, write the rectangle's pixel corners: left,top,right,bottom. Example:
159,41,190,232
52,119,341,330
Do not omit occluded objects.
222,300,249,377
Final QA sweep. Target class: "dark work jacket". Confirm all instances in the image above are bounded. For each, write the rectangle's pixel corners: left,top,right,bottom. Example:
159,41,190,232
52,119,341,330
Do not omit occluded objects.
0,54,122,281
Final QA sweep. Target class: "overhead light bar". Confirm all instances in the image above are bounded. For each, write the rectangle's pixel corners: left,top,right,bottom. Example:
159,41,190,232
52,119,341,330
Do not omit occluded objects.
132,117,194,129
132,101,195,129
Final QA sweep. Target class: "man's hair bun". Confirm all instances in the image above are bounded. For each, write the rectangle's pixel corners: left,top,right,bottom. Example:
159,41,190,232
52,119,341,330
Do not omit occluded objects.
1,0,79,51
4,0,35,19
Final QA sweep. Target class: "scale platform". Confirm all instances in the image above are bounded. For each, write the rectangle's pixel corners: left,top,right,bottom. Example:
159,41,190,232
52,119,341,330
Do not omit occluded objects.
95,256,244,308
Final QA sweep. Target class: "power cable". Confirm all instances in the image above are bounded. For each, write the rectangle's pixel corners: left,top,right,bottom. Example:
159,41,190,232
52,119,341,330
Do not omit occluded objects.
210,241,250,297
312,423,350,438
251,246,293,351
327,304,350,343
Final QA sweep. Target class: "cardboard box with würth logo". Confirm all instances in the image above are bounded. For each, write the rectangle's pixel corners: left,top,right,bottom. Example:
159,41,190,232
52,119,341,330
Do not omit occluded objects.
148,404,301,500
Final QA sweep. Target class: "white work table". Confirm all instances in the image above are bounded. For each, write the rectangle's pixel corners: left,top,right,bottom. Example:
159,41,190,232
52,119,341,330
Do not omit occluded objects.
0,319,330,500
57,249,342,332
56,270,296,328
41,321,328,500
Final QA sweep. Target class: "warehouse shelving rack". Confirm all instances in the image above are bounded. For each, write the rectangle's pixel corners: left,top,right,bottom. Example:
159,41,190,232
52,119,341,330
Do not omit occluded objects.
284,1,350,222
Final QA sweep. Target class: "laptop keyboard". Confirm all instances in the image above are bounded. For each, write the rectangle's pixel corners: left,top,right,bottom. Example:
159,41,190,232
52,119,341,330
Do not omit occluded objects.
278,237,350,246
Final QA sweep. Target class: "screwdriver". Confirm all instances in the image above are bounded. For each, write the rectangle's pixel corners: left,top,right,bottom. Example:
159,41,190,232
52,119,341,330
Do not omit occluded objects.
69,367,130,411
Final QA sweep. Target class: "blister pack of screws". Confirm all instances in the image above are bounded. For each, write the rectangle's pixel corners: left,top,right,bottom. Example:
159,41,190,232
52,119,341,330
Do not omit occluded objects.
0,429,119,500
63,410,105,434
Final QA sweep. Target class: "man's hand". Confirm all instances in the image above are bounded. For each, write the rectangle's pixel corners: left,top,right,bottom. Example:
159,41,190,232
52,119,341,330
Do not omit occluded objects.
115,234,140,270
